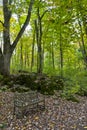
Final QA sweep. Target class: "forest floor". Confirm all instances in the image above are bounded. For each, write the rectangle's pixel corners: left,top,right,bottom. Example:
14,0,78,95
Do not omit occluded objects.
0,92,87,130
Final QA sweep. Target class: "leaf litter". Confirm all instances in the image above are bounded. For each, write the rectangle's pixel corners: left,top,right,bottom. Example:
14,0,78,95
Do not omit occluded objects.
0,92,87,130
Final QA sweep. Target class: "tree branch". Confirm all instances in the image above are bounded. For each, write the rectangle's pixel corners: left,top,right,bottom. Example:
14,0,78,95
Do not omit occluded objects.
11,0,35,53
9,0,12,5
40,10,48,20
0,20,4,27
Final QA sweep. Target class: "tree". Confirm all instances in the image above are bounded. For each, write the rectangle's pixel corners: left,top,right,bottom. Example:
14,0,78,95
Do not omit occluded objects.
76,0,87,69
0,0,35,75
35,1,48,73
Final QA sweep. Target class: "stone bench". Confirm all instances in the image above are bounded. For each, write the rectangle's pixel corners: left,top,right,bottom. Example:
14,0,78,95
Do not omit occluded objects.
13,91,45,118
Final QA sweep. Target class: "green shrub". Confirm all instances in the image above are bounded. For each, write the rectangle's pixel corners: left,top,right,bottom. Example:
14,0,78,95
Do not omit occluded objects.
75,70,87,96
0,74,3,81
0,85,9,92
0,123,7,129
66,95,79,103
51,76,64,91
30,74,54,95
60,77,80,102
2,77,11,85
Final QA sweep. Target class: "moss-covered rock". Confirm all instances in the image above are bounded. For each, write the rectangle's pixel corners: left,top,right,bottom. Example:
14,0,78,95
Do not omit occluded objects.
10,84,30,92
0,73,64,95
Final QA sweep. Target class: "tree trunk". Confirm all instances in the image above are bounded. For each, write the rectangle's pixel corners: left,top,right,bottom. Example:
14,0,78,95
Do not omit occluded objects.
0,53,4,75
78,18,87,69
0,53,11,75
18,14,23,70
77,0,87,69
34,5,47,73
31,29,35,71
51,42,55,69
35,7,43,73
60,26,63,77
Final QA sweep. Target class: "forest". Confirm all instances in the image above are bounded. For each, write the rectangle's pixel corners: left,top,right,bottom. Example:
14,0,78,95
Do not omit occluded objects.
0,0,87,129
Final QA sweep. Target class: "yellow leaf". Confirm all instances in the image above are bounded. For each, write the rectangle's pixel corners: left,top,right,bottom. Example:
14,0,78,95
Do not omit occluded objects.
0,22,3,32
71,125,76,128
34,116,39,120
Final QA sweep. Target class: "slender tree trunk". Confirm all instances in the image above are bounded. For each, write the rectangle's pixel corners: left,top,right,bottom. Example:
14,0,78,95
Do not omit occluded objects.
31,29,35,71
60,26,63,77
18,14,23,70
24,50,27,68
51,42,55,69
20,42,23,69
35,5,47,73
77,0,87,69
42,42,44,70
36,7,43,73
0,53,4,75
27,52,30,68
35,18,43,73
35,19,39,72
78,19,87,69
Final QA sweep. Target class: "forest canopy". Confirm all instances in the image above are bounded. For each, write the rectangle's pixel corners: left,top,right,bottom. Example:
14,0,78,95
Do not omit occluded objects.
0,0,87,77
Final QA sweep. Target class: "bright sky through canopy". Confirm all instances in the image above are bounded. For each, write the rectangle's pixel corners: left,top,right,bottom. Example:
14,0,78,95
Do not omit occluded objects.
0,0,2,6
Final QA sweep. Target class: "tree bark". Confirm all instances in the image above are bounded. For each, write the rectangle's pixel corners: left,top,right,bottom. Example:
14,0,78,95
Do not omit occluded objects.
0,53,11,75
